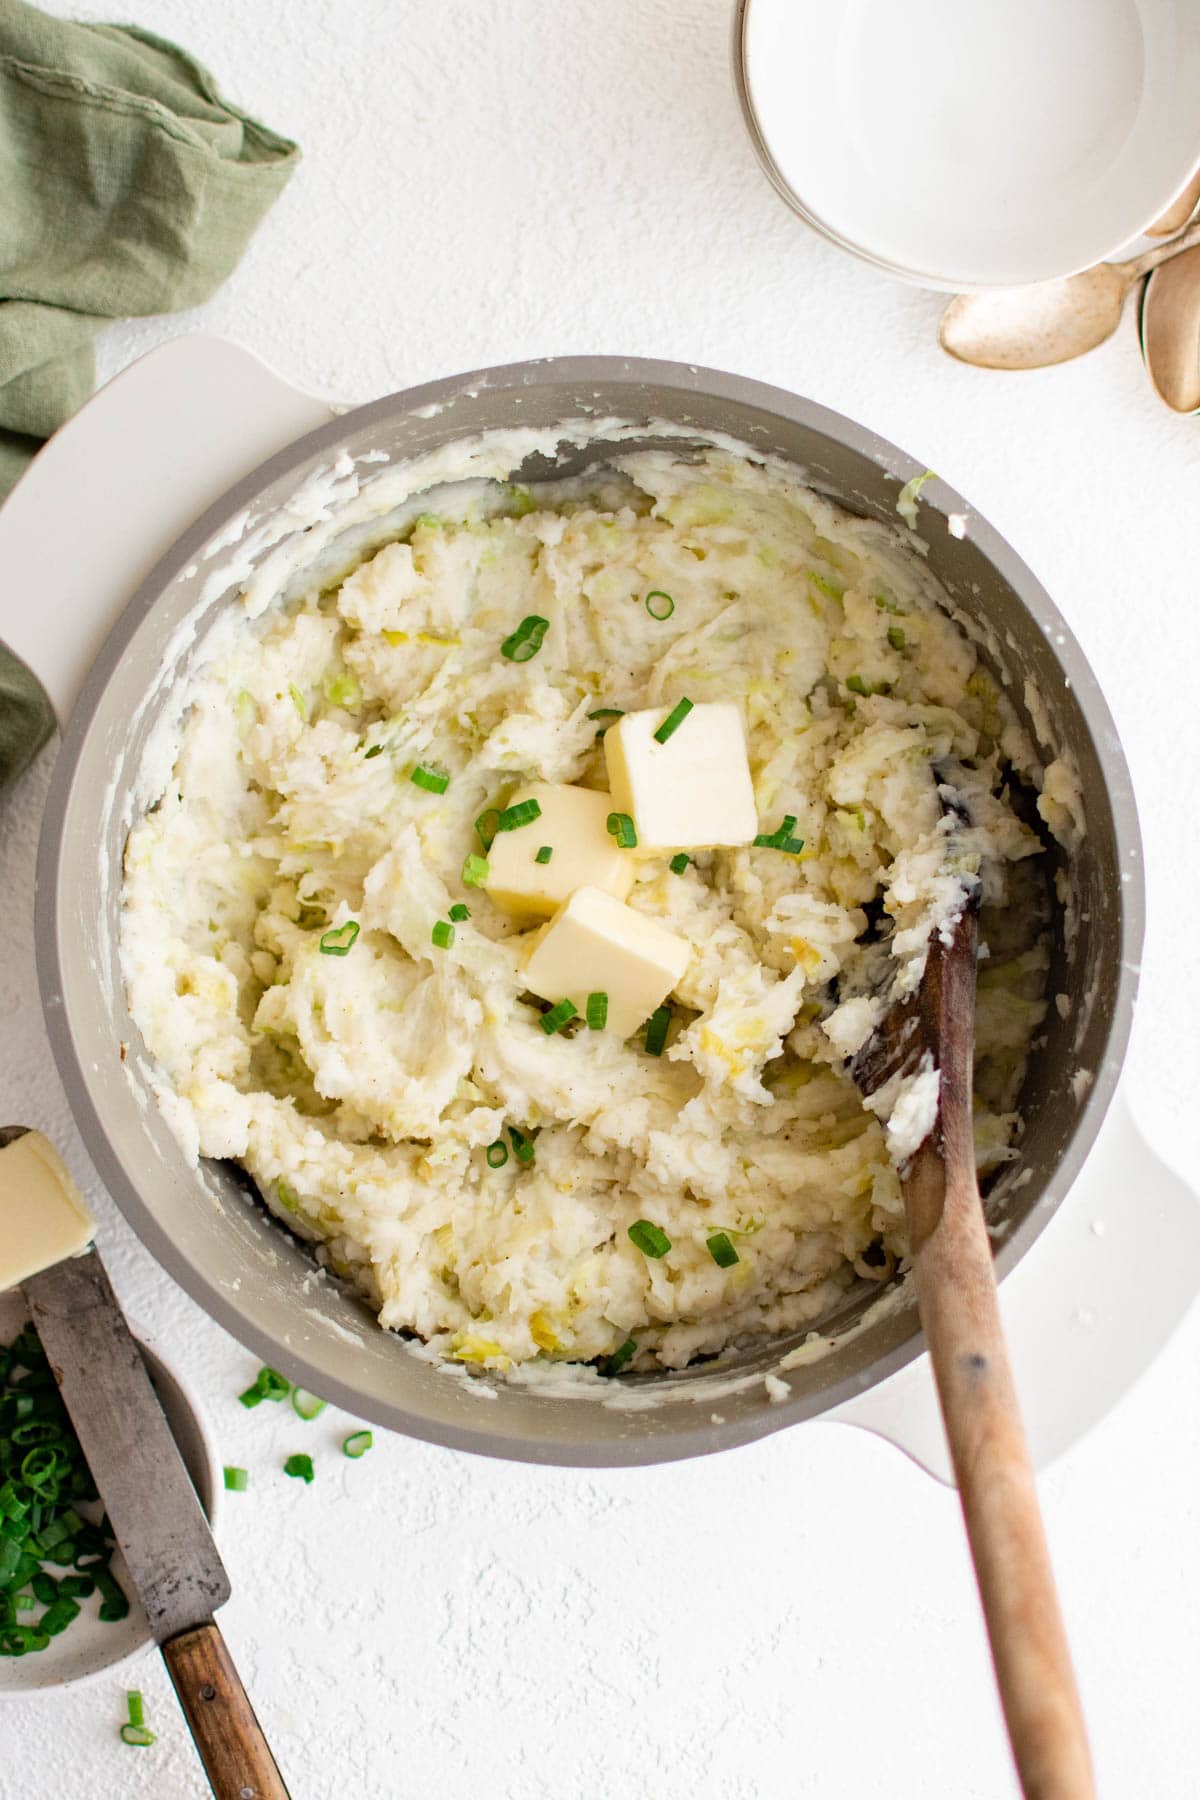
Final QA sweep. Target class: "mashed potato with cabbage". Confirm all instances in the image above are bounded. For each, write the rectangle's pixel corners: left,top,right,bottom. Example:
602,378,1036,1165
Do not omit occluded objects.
121,449,1062,1372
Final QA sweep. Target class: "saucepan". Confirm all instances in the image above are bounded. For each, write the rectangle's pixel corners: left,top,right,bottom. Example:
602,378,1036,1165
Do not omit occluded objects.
3,340,1197,1473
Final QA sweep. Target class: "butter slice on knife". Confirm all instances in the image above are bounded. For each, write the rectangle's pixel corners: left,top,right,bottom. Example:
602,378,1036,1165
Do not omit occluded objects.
0,1130,94,1289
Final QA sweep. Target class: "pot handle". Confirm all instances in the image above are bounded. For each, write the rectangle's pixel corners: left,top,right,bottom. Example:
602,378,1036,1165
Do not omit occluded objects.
0,334,337,726
828,1094,1200,1481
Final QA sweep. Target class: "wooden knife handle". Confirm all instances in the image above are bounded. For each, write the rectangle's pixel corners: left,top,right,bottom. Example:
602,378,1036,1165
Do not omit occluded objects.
163,1620,291,1800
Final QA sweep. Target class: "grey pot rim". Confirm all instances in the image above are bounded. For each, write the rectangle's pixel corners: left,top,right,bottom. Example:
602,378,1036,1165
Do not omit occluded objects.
36,353,1144,1466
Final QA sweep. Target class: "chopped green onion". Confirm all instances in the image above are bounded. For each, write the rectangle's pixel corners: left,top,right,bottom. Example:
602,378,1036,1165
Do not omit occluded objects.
291,1389,326,1421
628,1219,671,1258
40,1597,80,1638
14,1595,34,1613
431,920,455,950
706,1232,740,1269
58,1575,94,1600
808,571,845,603
500,614,550,662
462,853,490,887
874,593,903,615
669,853,689,875
223,1466,249,1492
475,808,502,851
120,1725,156,1748
508,1126,536,1165
127,1692,145,1730
363,743,385,759
319,920,360,956
534,845,553,865
645,590,675,620
896,468,936,529
539,999,577,1036
588,707,624,740
601,1336,637,1377
323,671,361,709
887,626,906,651
643,1005,671,1057
485,1140,509,1169
288,683,309,721
409,763,450,794
653,697,693,744
95,1567,129,1622
606,811,637,849
448,902,470,922
283,1454,314,1485
586,991,608,1030
342,1431,373,1459
753,815,805,855
496,798,542,833
246,1367,291,1406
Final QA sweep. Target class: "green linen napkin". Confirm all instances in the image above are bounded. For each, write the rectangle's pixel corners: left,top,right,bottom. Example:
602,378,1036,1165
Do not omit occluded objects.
0,0,299,789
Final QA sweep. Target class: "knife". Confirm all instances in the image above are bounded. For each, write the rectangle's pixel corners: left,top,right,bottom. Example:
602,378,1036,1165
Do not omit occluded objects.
3,1128,290,1800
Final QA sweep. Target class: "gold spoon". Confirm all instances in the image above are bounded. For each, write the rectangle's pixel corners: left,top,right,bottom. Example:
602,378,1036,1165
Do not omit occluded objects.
1140,244,1200,412
1145,168,1200,237
939,216,1200,371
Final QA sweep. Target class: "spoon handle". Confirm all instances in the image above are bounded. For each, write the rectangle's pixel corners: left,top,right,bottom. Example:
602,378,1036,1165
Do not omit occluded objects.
906,923,1095,1800
1130,212,1200,278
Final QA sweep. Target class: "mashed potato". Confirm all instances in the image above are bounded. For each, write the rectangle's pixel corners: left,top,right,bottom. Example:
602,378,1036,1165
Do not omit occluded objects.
121,448,1063,1372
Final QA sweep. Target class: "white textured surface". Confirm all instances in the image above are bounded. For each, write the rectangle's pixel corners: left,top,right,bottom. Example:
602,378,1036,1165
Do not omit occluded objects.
3,3,1200,1795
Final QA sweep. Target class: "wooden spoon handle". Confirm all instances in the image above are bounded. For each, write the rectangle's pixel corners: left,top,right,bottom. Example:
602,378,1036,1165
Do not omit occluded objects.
163,1620,291,1800
905,1141,1094,1800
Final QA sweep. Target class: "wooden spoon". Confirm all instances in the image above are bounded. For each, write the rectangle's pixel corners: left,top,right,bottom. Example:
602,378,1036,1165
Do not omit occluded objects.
1140,244,1200,413
940,216,1200,370
853,908,1094,1799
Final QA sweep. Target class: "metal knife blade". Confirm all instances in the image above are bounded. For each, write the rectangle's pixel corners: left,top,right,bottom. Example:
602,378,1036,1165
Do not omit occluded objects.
22,1247,230,1642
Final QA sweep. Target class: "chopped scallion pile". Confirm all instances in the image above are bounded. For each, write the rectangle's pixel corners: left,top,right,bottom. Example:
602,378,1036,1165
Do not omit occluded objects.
318,920,360,956
628,1219,671,1258
409,763,450,794
586,991,608,1030
706,1232,739,1269
606,811,637,849
653,697,693,744
500,614,550,662
643,1005,671,1057
539,999,577,1036
645,590,675,620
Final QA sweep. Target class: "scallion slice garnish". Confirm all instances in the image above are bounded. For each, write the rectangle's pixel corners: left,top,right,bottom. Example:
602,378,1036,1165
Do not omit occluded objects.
653,697,693,744
534,845,553,865
363,743,385,759
601,1336,637,1376
606,811,637,849
223,1466,249,1492
706,1232,739,1269
887,626,906,651
475,808,501,851
643,1005,671,1057
586,991,608,1030
539,999,577,1036
462,852,490,887
431,920,455,949
588,707,624,740
753,815,805,855
291,1389,326,1421
342,1431,373,1459
119,1725,156,1748
508,1126,535,1165
500,614,550,662
485,1140,509,1169
283,1454,314,1484
410,764,450,794
645,590,675,620
448,903,470,922
669,853,689,875
495,798,542,833
127,1692,146,1731
319,921,360,956
628,1220,671,1258
238,1367,291,1408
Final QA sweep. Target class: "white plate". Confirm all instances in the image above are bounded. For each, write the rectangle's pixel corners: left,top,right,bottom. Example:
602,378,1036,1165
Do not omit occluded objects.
738,0,1200,289
0,1292,220,1698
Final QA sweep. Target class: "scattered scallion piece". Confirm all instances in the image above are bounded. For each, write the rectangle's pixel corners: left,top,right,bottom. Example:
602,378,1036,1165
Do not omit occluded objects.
318,920,360,956
363,743,385,759
496,798,542,833
431,920,455,950
500,614,550,662
645,590,675,620
586,991,608,1030
475,808,502,852
448,902,470,922
223,1466,249,1492
238,1367,291,1408
669,853,689,875
288,683,309,721
896,468,936,529
508,1126,535,1165
342,1431,373,1459
95,1567,129,1622
283,1454,314,1485
643,1005,671,1057
588,707,624,740
119,1725,156,1748
40,1597,80,1637
409,763,450,794
534,845,553,865
601,1336,637,1377
887,626,906,651
462,852,490,887
291,1389,326,1422
653,697,693,744
753,815,805,855
324,671,361,709
706,1232,740,1269
874,593,902,615
628,1219,671,1259
127,1692,146,1731
606,811,637,849
485,1140,509,1169
539,999,577,1036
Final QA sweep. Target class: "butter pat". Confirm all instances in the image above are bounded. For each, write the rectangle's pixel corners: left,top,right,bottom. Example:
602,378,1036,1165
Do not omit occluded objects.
486,782,634,917
0,1132,94,1289
604,701,757,851
524,885,691,1037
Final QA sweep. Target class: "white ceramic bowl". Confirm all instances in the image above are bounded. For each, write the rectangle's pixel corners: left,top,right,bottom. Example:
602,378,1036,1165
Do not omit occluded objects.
735,0,1200,290
0,1293,219,1698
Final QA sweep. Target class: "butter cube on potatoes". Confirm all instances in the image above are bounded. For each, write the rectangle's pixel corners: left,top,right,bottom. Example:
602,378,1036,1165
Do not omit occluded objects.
486,782,635,918
524,885,691,1037
604,701,757,852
